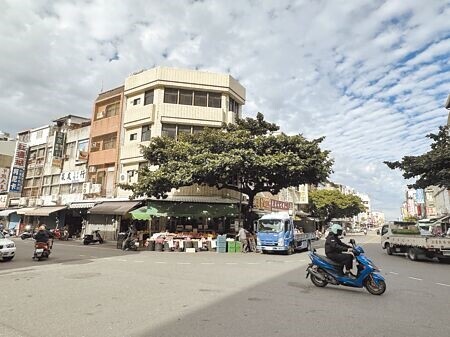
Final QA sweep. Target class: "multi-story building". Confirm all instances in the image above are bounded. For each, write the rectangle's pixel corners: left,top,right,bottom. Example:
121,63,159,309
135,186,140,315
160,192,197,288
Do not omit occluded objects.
86,86,124,199
0,136,17,210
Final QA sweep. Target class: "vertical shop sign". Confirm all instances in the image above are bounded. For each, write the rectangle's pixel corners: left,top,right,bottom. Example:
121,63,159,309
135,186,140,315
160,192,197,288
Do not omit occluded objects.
298,184,309,204
52,131,66,167
0,168,9,192
8,141,27,194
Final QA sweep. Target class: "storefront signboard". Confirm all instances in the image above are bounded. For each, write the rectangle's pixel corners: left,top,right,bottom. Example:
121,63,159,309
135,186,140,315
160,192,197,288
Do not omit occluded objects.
60,170,87,184
0,168,9,193
0,194,8,208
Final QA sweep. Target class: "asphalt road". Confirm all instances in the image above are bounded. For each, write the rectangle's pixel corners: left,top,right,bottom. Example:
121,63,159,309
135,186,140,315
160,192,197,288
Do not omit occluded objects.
1,233,449,337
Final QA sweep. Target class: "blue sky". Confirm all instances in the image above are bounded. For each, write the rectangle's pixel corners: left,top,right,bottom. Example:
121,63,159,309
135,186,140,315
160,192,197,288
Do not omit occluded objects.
0,0,449,220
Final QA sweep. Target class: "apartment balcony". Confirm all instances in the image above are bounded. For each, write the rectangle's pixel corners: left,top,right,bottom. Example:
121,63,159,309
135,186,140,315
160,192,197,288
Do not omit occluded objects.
91,115,121,138
89,148,118,166
123,104,155,128
159,104,226,126
120,142,149,163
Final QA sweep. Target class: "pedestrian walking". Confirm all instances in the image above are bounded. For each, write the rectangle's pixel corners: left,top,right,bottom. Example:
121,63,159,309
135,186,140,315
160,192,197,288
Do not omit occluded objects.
237,227,250,253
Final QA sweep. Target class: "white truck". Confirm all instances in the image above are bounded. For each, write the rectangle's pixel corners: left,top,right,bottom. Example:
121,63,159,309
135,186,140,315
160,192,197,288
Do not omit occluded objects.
380,218,450,262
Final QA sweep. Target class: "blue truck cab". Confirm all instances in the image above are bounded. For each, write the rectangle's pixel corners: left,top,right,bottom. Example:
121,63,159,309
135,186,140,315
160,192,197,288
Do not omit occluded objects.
256,212,316,254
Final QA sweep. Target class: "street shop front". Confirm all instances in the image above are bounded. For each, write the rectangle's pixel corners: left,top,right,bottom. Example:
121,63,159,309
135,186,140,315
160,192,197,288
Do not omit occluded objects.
24,206,68,230
129,200,240,251
66,201,97,238
86,201,142,241
0,209,21,234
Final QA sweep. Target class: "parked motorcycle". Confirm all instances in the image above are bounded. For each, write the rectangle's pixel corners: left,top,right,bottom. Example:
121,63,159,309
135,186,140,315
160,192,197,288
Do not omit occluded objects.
33,241,51,261
20,231,34,240
83,230,104,245
306,238,386,295
52,228,70,241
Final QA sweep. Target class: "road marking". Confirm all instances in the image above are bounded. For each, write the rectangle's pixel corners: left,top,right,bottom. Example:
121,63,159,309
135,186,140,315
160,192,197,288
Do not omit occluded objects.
155,261,167,264
409,277,423,281
79,255,86,257
226,263,238,265
177,262,191,265
389,272,399,275
90,256,97,258
436,283,450,287
246,262,260,265
200,262,214,265
134,260,144,263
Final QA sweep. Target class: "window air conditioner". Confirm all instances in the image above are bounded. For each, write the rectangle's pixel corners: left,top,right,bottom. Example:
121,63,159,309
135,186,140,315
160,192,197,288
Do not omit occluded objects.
51,194,60,203
82,182,91,194
119,173,127,183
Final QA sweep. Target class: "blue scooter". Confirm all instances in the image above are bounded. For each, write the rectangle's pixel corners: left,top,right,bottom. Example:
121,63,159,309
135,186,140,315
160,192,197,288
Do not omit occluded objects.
306,239,386,295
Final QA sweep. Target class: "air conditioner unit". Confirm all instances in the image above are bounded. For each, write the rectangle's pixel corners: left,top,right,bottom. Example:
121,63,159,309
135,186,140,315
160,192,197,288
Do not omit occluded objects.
51,194,60,202
119,173,127,183
19,197,28,206
91,184,101,194
28,198,36,207
88,166,97,173
36,199,44,206
82,182,91,194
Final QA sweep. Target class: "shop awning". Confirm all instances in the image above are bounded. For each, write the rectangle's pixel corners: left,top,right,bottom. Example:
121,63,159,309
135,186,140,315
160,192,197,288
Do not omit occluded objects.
130,205,169,220
132,201,238,220
88,201,141,215
0,209,18,217
69,202,97,209
25,206,67,217
16,207,36,215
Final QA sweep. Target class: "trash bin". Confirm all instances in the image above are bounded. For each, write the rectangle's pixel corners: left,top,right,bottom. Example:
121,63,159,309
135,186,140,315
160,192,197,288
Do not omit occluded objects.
117,232,127,249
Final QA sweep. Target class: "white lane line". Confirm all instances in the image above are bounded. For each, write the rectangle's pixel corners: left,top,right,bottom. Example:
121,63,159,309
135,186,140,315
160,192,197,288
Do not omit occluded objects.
247,262,260,265
117,259,128,262
409,277,423,281
200,262,214,265
155,261,167,264
90,256,97,258
389,272,399,275
177,262,191,265
79,255,86,257
436,283,450,287
226,263,238,265
134,260,144,263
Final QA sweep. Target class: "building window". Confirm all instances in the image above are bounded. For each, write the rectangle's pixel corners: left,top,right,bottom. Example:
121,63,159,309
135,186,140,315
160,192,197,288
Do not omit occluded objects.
179,90,193,105
52,174,60,184
208,93,221,108
164,88,178,104
194,91,207,107
105,102,120,117
65,142,75,158
43,176,52,185
161,124,177,139
193,126,204,134
37,148,45,158
144,90,154,105
130,133,137,141
178,125,192,137
60,185,70,194
229,97,240,113
50,185,59,195
42,186,51,196
141,125,151,141
133,98,141,106
103,133,117,150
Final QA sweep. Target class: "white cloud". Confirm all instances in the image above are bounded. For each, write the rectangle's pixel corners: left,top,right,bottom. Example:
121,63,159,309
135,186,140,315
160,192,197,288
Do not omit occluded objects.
0,0,449,220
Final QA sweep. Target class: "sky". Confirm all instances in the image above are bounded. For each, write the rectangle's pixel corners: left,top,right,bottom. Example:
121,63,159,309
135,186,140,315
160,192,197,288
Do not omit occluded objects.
1,0,449,220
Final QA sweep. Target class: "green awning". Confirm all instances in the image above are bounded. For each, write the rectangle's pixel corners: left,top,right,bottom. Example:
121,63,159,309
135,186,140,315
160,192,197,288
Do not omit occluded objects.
130,201,238,220
130,205,169,220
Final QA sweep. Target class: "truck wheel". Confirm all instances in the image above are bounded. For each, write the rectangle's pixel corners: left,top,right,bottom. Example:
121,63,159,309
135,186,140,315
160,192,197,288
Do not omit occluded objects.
286,244,294,255
407,247,418,261
386,244,393,255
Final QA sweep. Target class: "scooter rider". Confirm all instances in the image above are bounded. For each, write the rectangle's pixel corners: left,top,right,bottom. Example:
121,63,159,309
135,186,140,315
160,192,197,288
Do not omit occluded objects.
122,223,137,251
325,224,354,276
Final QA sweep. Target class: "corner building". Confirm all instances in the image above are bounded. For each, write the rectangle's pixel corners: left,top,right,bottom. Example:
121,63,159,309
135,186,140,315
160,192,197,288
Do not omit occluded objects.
117,67,246,233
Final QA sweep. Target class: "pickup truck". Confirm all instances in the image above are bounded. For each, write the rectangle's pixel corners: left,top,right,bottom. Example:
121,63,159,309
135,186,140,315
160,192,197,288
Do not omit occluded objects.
380,219,450,262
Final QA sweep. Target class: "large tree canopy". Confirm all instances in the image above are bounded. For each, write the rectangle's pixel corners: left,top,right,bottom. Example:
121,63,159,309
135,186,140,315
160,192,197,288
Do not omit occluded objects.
384,125,450,189
309,189,366,223
123,113,334,224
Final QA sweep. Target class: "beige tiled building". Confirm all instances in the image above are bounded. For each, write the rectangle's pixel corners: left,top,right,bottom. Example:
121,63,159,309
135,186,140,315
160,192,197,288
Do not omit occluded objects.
117,66,246,201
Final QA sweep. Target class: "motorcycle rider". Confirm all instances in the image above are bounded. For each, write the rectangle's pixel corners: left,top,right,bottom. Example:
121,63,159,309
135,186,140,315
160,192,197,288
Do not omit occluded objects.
325,224,354,276
33,225,53,252
122,223,137,251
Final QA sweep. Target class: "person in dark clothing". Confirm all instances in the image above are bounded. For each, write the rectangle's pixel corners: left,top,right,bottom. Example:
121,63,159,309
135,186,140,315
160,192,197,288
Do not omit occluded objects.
325,224,353,275
34,225,50,244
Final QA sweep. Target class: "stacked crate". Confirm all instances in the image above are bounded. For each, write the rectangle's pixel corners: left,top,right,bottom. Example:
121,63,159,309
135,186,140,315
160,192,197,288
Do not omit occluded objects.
227,241,236,253
216,235,227,253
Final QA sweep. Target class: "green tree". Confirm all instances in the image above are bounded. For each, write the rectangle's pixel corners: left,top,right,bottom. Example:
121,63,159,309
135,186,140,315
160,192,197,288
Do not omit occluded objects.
123,113,334,226
308,189,366,223
384,125,450,189
403,214,418,222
